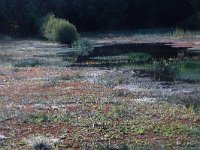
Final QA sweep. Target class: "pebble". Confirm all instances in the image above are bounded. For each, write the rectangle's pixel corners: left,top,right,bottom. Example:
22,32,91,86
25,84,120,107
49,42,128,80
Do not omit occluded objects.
0,135,8,141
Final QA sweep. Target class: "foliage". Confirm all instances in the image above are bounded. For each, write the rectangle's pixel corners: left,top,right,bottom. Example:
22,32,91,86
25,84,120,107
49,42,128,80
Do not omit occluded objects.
73,39,94,62
153,123,186,136
0,0,197,35
128,52,152,63
42,14,78,44
154,60,178,81
73,39,94,56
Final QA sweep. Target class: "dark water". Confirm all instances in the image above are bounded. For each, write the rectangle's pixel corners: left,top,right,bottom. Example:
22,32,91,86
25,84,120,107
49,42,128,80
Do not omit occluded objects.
61,42,191,65
90,43,187,59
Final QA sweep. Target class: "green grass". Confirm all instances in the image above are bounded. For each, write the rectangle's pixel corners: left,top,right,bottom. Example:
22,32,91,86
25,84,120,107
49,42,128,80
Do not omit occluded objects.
178,60,200,69
130,63,155,70
123,59,200,82
133,60,200,81
128,52,152,63
89,57,200,81
176,60,200,81
153,123,186,136
90,53,152,65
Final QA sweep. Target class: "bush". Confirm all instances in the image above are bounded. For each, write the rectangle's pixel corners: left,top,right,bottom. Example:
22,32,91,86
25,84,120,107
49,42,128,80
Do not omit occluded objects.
73,39,94,54
73,39,94,62
41,14,78,44
154,61,178,81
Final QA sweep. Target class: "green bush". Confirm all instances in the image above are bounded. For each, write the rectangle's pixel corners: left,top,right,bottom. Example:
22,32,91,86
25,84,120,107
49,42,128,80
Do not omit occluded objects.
73,39,94,55
72,39,94,62
154,61,178,81
41,14,78,44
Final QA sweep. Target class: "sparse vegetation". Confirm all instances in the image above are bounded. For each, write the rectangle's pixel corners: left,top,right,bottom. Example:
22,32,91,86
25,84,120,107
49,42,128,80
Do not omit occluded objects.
60,72,83,81
42,77,60,87
0,0,200,148
21,113,69,124
0,32,200,149
14,58,42,67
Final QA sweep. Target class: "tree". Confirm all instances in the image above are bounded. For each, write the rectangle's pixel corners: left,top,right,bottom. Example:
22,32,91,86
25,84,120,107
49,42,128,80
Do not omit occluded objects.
0,0,199,35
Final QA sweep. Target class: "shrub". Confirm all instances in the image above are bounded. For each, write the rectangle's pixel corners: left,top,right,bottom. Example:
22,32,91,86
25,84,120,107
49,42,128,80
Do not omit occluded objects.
41,14,78,44
73,39,94,55
154,61,178,81
73,39,94,62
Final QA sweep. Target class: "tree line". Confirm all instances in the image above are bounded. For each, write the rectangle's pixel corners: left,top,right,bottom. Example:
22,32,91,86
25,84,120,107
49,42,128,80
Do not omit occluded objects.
0,0,199,35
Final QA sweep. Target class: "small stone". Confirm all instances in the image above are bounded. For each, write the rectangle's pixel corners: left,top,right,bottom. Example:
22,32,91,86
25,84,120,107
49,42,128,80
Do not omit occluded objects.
0,135,7,141
33,143,52,150
193,117,200,123
52,106,59,111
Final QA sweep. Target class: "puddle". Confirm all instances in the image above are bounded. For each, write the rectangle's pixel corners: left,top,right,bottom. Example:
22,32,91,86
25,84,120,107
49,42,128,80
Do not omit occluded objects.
90,43,187,59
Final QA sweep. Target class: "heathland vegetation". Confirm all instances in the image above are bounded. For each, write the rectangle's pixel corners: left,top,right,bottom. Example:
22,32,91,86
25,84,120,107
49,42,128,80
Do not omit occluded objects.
0,0,200,149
